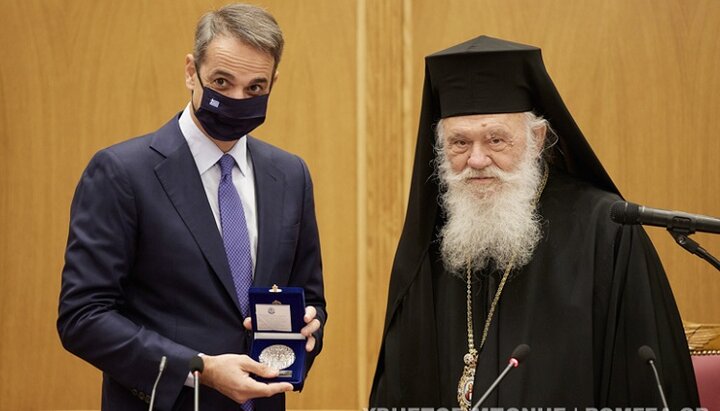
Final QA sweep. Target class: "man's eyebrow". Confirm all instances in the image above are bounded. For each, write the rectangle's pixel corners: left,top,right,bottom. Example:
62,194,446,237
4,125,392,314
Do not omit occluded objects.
207,69,237,80
248,77,269,85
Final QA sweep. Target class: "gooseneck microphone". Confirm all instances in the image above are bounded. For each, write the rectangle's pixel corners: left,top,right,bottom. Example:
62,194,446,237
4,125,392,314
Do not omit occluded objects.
189,356,204,411
638,345,669,410
148,356,167,411
470,344,531,411
610,201,720,234
611,200,720,271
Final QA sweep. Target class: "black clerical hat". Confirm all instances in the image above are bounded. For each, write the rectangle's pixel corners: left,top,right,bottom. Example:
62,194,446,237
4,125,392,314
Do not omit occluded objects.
421,35,618,194
427,35,538,117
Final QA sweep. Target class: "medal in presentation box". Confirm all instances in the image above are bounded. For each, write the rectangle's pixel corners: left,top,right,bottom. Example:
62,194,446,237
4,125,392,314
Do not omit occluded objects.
249,285,306,388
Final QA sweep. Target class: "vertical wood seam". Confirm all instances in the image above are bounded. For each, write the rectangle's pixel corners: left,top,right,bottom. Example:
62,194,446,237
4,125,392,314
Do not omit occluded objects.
356,0,368,408
402,0,413,210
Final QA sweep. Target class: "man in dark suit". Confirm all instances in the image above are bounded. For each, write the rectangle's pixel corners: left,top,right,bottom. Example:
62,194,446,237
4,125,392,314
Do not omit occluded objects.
57,4,326,410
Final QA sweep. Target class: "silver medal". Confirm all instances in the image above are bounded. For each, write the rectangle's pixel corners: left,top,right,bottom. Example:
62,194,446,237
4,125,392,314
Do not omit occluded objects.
259,344,296,370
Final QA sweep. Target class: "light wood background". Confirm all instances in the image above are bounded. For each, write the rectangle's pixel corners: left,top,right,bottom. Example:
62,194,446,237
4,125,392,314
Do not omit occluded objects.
0,0,718,409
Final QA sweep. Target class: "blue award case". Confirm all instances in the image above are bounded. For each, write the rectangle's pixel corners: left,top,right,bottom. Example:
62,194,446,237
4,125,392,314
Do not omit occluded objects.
249,285,306,389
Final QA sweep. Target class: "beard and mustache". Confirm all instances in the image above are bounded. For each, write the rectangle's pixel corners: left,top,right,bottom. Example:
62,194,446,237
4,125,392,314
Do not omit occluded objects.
436,126,545,275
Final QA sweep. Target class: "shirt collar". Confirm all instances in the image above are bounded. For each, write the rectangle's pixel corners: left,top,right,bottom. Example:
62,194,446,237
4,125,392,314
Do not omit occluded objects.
178,103,249,176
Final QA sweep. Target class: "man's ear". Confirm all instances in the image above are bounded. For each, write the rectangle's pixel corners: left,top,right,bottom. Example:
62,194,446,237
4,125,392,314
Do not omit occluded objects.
270,70,280,90
184,54,196,91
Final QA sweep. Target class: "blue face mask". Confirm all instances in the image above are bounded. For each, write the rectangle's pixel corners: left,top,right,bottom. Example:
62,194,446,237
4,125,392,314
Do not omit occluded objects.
192,65,269,141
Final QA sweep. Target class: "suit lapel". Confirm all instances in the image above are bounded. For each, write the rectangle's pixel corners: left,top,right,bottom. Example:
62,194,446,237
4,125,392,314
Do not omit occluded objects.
150,117,243,316
247,137,285,286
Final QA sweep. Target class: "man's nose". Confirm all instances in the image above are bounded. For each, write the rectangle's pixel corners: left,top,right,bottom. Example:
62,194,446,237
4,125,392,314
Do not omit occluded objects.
466,143,492,169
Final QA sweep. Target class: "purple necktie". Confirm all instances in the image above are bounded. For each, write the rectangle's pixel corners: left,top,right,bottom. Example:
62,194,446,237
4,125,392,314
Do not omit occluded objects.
218,154,253,317
218,154,255,411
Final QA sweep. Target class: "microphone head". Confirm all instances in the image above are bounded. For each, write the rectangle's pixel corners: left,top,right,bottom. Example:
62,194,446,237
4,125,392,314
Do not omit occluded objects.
638,345,657,362
159,355,167,372
510,344,531,363
189,355,204,373
610,201,640,224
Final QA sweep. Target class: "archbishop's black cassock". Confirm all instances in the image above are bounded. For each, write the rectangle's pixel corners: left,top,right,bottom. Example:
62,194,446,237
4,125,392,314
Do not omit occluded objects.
369,36,699,409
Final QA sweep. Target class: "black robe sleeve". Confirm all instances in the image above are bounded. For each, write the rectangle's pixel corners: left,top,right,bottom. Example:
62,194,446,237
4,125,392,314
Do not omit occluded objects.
596,224,700,408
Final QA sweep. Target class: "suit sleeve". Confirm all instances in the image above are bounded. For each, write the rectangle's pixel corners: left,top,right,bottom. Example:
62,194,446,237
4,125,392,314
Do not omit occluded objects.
290,156,327,382
57,149,197,410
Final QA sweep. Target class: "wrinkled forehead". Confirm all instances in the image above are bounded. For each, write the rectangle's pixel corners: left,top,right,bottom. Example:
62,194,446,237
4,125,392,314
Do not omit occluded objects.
439,112,526,137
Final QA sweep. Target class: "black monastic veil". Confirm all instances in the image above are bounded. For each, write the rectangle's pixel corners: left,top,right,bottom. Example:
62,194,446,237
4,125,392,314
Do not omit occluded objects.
369,36,699,409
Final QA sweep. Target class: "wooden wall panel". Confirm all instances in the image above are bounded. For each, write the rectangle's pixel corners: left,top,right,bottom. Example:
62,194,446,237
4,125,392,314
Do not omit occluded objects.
1,1,719,410
358,0,408,404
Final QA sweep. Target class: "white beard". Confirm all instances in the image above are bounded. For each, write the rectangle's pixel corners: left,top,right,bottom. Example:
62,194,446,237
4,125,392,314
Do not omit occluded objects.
437,145,545,275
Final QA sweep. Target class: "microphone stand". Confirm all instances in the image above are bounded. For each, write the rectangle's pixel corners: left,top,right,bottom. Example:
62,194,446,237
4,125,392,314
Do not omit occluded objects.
647,358,669,411
148,356,167,411
470,361,516,411
667,228,720,271
193,370,200,411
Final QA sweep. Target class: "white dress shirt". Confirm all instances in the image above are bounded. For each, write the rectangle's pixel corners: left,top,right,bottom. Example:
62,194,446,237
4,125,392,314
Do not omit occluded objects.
178,104,258,273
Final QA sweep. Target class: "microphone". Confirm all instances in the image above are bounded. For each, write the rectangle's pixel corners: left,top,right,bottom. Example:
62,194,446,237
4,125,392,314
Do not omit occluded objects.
638,345,669,410
470,344,530,411
610,201,720,234
189,356,204,411
148,356,167,411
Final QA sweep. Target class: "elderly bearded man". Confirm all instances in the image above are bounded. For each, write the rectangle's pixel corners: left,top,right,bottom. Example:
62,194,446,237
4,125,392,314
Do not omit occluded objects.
370,36,699,410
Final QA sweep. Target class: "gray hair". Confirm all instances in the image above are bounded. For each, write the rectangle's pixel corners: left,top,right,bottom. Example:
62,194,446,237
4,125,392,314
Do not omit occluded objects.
193,3,284,72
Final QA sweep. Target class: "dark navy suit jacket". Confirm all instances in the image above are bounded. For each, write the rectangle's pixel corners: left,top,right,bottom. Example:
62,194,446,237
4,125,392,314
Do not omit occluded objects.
58,115,326,410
